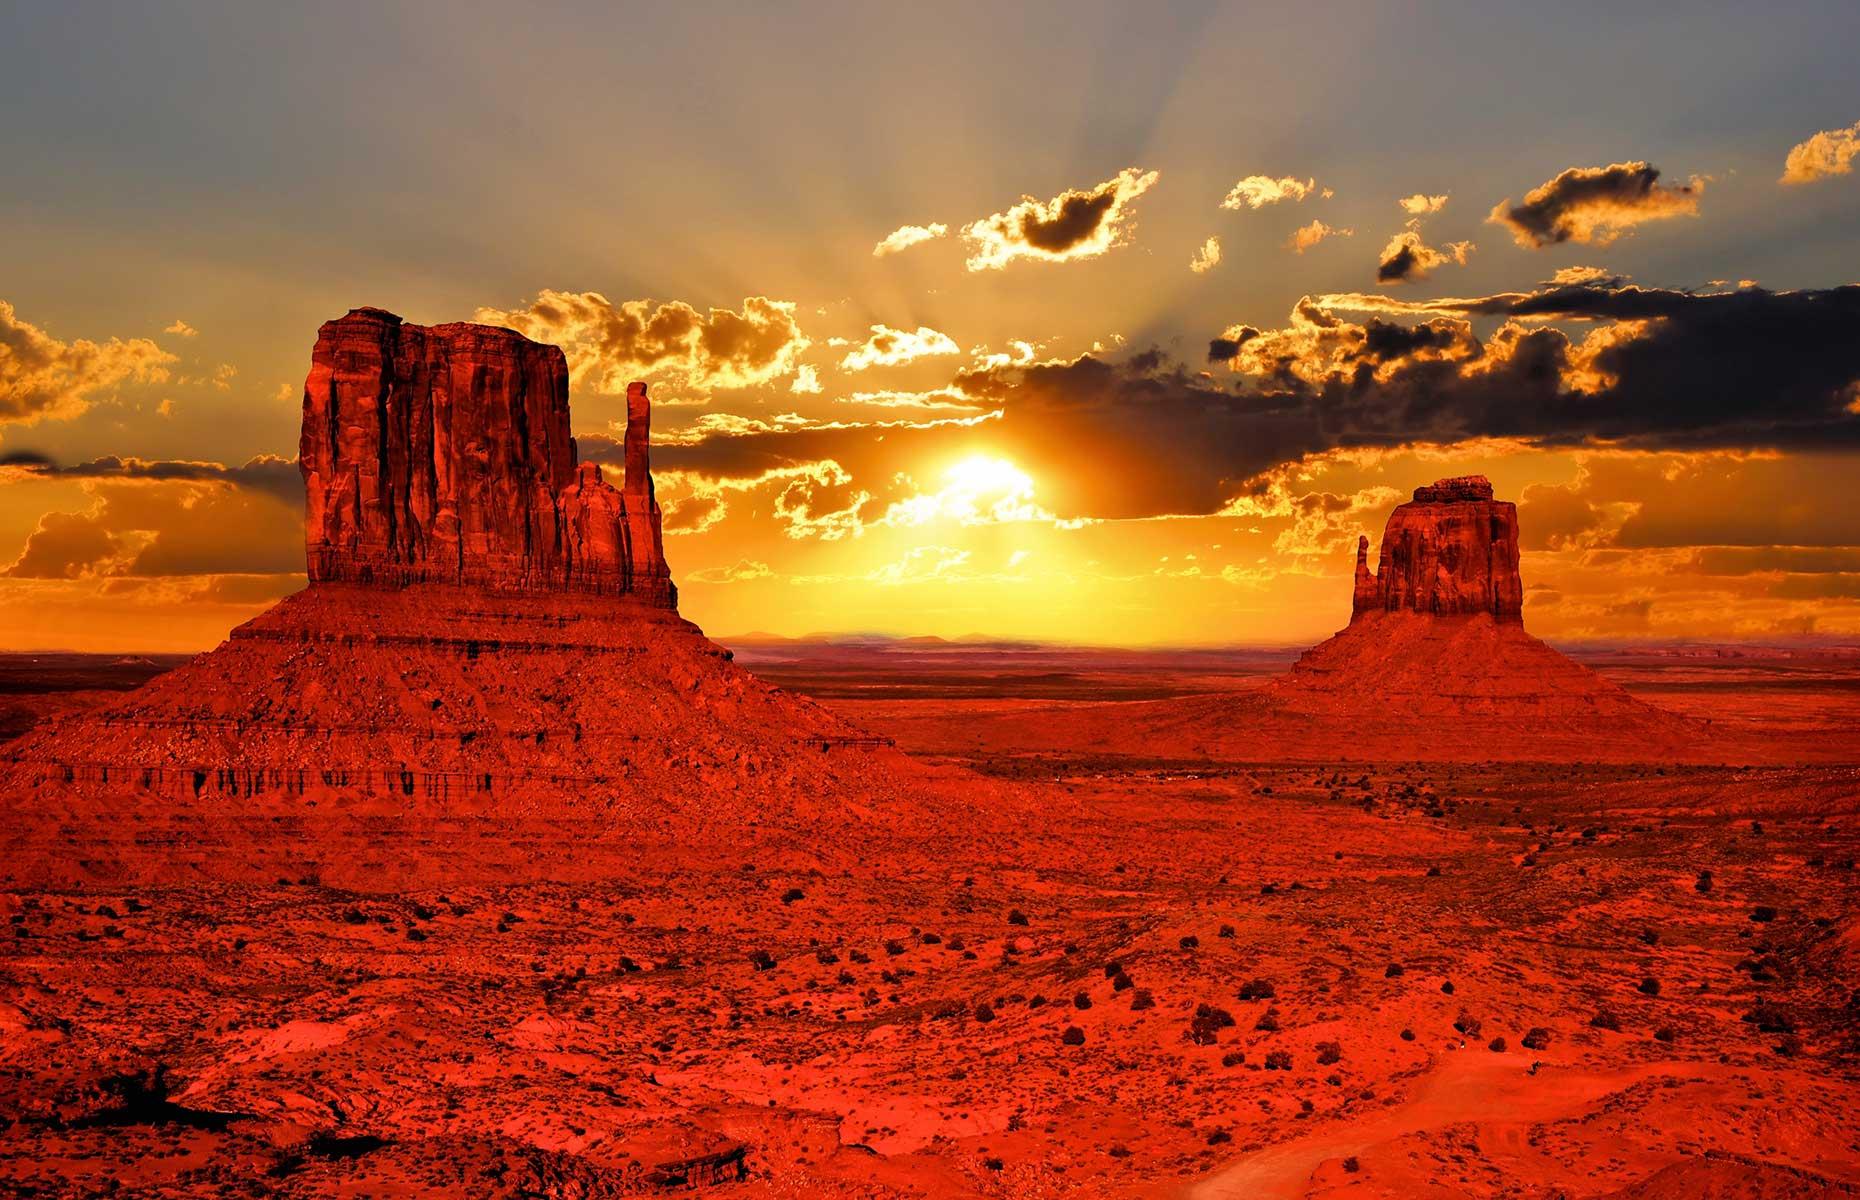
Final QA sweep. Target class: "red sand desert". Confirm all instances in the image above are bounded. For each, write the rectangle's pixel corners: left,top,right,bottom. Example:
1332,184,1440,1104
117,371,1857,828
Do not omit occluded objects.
2,312,1858,1199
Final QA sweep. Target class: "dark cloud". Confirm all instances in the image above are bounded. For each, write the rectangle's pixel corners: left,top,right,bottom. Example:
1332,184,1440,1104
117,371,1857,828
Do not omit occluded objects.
1,452,302,506
962,168,1159,270
1489,162,1701,248
1377,241,1419,283
1232,283,1860,452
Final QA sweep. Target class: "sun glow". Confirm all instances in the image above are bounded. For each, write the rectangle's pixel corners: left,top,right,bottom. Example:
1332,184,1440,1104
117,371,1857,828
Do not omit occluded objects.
883,455,1051,527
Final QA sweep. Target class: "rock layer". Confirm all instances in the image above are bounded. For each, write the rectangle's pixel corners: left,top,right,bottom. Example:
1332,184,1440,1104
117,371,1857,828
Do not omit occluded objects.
1352,475,1522,623
301,308,673,606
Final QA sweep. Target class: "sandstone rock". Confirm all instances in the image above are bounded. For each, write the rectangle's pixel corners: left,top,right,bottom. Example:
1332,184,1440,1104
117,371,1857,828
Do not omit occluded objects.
301,308,673,605
1352,475,1522,622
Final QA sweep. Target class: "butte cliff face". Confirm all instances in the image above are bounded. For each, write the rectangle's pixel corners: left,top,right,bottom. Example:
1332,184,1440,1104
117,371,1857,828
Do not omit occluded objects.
1352,475,1522,623
301,308,673,605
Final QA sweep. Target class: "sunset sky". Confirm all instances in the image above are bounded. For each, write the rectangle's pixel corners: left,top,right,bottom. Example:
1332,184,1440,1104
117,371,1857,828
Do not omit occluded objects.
4,1,1860,651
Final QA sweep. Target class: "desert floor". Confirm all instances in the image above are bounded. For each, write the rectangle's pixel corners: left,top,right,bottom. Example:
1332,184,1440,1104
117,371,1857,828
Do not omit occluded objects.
0,642,1856,1198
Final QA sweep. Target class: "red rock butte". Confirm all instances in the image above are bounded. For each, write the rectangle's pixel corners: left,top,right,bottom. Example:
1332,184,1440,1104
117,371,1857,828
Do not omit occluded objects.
0,309,936,888
1351,475,1523,623
302,308,674,605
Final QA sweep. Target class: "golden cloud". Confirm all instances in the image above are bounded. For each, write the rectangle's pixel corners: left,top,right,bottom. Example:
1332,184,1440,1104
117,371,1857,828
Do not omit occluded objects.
1287,220,1351,254
872,222,949,256
1189,236,1222,275
962,167,1159,270
1221,175,1325,209
1489,161,1703,248
838,324,961,371
474,291,810,391
1398,193,1449,215
0,300,177,425
1376,229,1474,283
1780,120,1860,185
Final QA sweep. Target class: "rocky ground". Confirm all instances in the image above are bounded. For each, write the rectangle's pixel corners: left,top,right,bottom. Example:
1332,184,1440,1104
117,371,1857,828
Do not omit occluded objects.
1,647,1857,1197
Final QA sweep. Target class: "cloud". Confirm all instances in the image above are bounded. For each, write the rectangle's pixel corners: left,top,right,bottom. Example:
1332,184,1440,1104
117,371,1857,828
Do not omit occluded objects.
1189,236,1222,275
474,291,809,391
1548,266,1619,286
163,319,198,338
838,324,961,371
1781,120,1860,185
4,511,129,579
686,558,775,584
1489,161,1703,248
961,167,1159,270
0,301,177,425
1376,229,1474,283
5,470,303,583
1213,282,1860,454
0,452,302,506
1288,220,1351,253
790,364,822,394
1398,193,1449,215
1221,176,1325,210
872,222,949,257
835,387,984,411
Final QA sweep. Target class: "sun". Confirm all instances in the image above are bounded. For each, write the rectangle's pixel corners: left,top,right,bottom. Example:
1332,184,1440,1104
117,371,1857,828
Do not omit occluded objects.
942,455,1034,497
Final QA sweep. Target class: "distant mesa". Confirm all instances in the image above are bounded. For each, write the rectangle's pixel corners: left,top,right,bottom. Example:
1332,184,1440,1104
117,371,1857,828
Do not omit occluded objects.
302,307,674,605
1269,474,1680,735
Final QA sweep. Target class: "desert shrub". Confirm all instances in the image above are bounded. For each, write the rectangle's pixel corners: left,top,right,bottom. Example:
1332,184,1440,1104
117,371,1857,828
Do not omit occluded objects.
1639,928,1659,945
1130,989,1155,1011
1179,934,1200,950
1750,906,1778,923
1425,866,1442,877
920,932,941,945
1111,972,1134,993
1521,1027,1551,1050
1695,871,1714,893
1654,1026,1675,1043
1061,1026,1085,1046
1399,1028,1415,1042
1638,977,1661,996
1218,923,1236,939
1207,1130,1232,1145
1189,1004,1236,1045
884,940,906,957
1263,1050,1293,1071
1007,909,1030,926
815,949,839,965
1074,992,1093,1010
1453,1012,1481,1037
1441,981,1455,994
1254,1007,1281,1032
1743,1004,1794,1033
781,888,805,904
1238,978,1276,1001
975,1004,996,1023
1488,1036,1507,1052
1343,1156,1360,1174
1590,1008,1622,1031
1315,1041,1342,1064
1220,1051,1245,1067
1385,963,1404,977
849,949,871,964
748,950,776,971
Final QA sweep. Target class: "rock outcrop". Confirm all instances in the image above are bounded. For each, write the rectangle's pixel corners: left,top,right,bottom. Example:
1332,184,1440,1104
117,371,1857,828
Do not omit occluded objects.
1352,475,1522,623
301,308,674,606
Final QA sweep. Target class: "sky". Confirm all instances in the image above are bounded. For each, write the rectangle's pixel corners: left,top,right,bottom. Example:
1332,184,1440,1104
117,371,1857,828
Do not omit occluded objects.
3,0,1860,651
